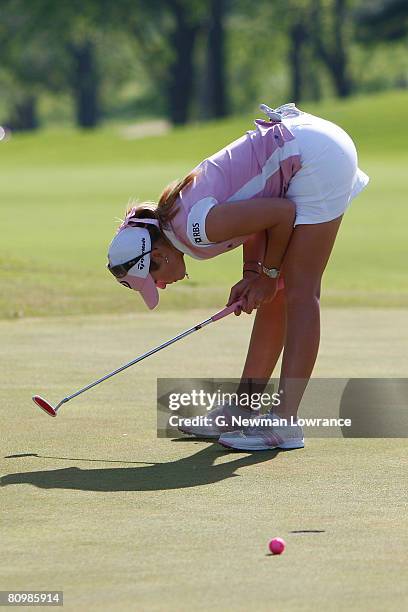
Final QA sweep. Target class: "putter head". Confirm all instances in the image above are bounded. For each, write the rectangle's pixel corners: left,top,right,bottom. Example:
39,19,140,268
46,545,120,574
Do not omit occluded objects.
32,395,58,417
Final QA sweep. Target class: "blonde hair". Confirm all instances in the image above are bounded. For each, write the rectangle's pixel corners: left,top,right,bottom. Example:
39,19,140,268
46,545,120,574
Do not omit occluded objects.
119,170,199,271
124,170,199,229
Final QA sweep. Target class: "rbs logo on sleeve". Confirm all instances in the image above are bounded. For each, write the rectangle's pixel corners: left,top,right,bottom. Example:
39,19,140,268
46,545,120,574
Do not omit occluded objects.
191,222,202,243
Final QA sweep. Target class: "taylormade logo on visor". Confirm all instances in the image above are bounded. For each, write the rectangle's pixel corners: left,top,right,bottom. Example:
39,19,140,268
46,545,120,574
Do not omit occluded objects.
137,237,147,270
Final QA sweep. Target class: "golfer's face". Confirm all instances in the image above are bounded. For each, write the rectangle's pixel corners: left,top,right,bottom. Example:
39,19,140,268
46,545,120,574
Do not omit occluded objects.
150,248,186,287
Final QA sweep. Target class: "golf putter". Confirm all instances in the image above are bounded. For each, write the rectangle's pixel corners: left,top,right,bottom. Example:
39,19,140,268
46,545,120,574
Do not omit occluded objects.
32,301,243,417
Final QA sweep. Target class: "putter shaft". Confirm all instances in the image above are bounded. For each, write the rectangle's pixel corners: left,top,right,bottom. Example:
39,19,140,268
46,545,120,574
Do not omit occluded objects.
35,301,241,415
61,316,214,405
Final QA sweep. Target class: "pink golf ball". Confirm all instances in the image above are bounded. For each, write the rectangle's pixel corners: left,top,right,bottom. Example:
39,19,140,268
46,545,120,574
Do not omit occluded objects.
269,537,286,555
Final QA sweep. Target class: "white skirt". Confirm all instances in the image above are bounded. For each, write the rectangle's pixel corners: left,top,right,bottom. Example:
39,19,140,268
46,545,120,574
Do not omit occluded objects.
282,110,370,225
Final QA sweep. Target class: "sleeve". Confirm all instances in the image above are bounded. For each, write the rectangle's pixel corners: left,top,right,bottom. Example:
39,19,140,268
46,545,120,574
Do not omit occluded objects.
186,197,218,246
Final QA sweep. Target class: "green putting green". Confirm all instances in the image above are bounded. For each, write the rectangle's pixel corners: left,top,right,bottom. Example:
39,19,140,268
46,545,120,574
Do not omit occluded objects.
1,309,407,610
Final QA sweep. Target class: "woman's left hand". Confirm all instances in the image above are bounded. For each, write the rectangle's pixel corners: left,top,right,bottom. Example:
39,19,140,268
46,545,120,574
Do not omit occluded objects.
240,275,279,314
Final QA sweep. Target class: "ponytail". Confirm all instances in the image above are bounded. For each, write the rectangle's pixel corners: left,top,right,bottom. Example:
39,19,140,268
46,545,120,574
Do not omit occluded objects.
117,169,199,262
157,170,198,226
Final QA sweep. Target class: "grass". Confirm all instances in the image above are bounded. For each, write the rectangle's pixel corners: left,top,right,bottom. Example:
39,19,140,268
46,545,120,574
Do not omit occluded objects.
1,308,407,611
1,90,407,611
1,90,408,319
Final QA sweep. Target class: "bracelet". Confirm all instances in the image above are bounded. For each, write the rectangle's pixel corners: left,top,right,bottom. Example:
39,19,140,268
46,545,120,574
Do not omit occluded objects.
243,269,260,276
243,260,262,273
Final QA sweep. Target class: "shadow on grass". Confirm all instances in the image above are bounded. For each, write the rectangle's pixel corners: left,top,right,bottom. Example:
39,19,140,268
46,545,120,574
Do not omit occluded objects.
1,445,282,492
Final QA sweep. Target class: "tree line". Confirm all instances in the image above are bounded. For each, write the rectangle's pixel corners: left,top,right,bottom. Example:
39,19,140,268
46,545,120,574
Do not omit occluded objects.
0,0,407,131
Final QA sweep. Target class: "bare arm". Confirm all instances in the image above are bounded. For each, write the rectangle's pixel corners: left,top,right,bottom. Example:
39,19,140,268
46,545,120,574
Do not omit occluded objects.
206,197,296,272
242,231,267,276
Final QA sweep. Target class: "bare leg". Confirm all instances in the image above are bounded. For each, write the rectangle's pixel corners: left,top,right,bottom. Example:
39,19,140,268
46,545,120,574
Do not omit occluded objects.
276,216,343,418
237,288,286,400
236,216,342,416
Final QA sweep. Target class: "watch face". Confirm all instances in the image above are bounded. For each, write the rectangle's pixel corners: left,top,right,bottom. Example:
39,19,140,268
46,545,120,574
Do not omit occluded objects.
263,266,279,278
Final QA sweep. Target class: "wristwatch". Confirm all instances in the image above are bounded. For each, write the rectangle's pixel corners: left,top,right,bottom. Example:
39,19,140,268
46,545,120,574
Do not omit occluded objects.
262,265,280,279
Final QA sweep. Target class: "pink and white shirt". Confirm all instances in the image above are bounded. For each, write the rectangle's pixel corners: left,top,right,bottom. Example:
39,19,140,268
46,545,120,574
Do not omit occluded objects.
163,111,302,259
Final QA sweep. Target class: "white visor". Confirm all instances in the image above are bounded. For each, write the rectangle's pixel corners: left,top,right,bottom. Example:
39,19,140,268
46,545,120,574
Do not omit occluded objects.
107,226,159,309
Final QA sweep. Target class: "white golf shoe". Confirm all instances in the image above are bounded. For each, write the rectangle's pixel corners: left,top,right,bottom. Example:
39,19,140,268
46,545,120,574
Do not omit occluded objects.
218,412,304,451
178,403,256,439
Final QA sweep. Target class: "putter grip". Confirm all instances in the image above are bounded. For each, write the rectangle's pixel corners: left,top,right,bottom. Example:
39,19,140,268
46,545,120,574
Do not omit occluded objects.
211,301,242,322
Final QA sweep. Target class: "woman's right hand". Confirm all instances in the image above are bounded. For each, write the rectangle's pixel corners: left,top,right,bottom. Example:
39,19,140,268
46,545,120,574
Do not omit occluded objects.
227,273,259,315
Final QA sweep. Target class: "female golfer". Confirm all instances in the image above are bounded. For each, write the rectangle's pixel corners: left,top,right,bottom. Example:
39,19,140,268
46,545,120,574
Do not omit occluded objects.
107,103,369,451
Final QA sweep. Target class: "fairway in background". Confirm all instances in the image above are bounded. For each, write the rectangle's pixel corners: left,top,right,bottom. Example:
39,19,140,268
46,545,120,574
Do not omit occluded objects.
1,90,407,319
